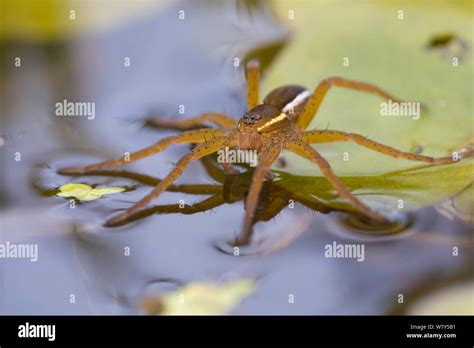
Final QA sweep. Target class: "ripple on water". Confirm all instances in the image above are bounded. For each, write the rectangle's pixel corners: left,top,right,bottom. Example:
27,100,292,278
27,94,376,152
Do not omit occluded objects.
214,238,263,257
137,278,183,315
328,212,414,242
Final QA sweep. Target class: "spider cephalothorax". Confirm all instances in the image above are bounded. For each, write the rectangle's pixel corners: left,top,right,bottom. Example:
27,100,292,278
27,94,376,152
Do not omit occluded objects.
238,85,310,151
59,60,466,245
238,104,282,151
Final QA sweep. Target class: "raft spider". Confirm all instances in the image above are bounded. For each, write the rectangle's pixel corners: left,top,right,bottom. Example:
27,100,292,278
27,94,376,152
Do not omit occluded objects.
59,60,461,245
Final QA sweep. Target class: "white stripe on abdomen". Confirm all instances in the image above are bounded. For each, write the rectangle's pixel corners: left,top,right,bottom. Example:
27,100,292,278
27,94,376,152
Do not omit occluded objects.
282,90,310,113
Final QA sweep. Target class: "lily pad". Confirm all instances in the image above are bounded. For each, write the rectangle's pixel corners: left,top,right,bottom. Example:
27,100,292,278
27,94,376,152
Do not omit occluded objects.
263,1,473,217
56,183,125,201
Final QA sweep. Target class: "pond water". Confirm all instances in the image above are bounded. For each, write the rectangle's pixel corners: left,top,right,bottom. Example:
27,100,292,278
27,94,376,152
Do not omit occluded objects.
1,1,472,315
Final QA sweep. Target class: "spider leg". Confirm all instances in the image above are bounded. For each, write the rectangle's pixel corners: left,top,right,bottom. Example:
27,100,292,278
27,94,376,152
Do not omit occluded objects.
302,130,461,164
254,196,288,222
175,194,226,215
246,60,260,110
58,128,227,175
296,77,403,130
104,136,227,227
112,194,226,226
285,140,387,222
65,168,222,195
219,130,240,175
222,160,239,175
290,192,335,214
236,144,281,245
147,112,236,130
200,156,226,183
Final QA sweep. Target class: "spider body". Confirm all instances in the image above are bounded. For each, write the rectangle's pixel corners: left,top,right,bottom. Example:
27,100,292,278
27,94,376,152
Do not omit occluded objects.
59,60,466,245
238,85,309,151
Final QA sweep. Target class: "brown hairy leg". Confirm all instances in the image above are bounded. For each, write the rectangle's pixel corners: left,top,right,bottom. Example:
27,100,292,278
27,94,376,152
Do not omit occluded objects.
296,77,403,130
302,130,459,164
253,196,289,222
220,131,241,175
113,194,226,226
236,144,281,245
246,60,260,110
58,128,227,175
105,136,231,227
285,140,386,222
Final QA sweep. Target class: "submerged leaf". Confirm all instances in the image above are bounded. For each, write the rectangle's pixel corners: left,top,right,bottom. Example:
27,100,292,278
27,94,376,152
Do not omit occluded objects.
436,183,473,223
275,160,473,216
157,279,255,315
56,183,125,201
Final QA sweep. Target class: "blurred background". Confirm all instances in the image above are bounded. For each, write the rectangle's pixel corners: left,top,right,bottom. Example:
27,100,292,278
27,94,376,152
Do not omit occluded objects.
0,0,472,315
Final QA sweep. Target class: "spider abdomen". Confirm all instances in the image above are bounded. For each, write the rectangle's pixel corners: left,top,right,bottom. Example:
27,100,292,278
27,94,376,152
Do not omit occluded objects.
263,85,310,115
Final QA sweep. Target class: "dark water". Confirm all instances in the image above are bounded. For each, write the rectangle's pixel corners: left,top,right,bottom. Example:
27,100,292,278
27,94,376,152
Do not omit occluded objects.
1,1,472,315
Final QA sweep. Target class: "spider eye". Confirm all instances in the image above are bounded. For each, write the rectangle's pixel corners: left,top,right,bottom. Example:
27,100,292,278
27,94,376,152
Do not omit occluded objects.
242,113,256,125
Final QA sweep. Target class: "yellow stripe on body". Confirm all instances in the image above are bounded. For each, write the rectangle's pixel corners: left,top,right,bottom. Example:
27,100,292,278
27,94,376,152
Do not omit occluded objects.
257,113,288,132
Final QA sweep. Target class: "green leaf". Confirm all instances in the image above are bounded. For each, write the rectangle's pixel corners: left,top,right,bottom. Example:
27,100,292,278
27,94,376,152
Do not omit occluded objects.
56,183,125,201
263,1,473,217
274,160,473,216
158,279,255,315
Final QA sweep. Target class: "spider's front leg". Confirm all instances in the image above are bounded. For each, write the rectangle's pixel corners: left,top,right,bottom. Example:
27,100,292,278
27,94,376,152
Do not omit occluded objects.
105,135,234,227
246,60,260,110
296,77,403,130
236,144,281,246
58,128,227,175
285,140,387,222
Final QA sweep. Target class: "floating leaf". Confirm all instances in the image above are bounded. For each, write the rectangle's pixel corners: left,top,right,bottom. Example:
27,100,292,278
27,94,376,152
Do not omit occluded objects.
56,183,125,201
263,1,473,218
147,279,255,315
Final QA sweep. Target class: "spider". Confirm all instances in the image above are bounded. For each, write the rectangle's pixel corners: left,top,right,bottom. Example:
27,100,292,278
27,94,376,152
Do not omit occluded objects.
59,60,460,245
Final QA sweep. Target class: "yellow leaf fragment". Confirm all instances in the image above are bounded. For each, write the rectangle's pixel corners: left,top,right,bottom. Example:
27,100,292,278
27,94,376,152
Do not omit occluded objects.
56,183,125,201
159,279,255,315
